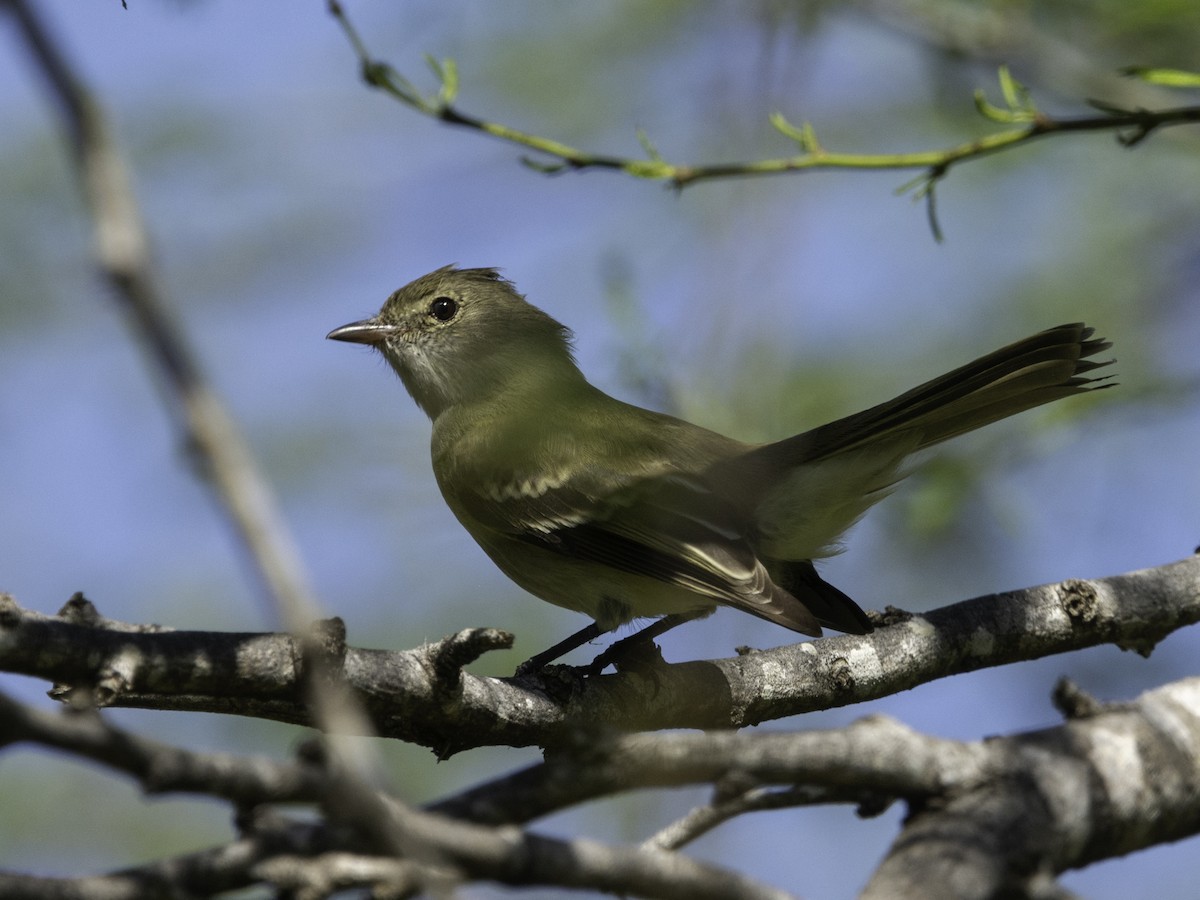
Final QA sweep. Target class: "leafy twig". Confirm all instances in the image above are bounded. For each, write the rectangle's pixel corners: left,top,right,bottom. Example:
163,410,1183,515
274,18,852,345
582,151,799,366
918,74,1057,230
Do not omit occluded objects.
329,0,1199,238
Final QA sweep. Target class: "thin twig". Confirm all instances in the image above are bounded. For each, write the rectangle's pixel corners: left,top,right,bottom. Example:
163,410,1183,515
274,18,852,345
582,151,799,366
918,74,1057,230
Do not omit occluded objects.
328,0,1200,203
644,785,859,851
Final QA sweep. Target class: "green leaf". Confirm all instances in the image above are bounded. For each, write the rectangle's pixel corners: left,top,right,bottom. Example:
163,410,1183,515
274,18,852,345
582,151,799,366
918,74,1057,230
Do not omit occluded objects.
975,68,1038,123
1120,66,1200,88
635,127,663,162
769,112,819,152
997,65,1036,114
974,88,1012,123
999,65,1022,108
438,58,459,105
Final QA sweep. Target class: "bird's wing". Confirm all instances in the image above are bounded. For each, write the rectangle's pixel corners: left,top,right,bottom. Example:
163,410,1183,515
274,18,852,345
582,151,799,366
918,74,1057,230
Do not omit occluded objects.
448,465,823,636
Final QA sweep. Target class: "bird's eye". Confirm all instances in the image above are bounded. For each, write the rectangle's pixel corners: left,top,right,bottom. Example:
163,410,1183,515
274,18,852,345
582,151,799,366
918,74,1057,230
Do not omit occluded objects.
429,296,459,322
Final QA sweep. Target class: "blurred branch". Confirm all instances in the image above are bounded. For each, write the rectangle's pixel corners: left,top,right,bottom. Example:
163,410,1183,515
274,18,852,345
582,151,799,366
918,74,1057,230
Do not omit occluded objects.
4,0,319,629
851,0,1187,109
2,672,1198,897
2,8,410,879
330,0,1199,238
0,691,790,900
3,553,1197,754
643,784,852,852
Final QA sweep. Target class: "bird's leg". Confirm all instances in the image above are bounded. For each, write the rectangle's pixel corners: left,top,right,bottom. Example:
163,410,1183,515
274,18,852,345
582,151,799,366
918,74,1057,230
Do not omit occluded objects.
516,611,707,678
583,612,704,676
515,621,605,676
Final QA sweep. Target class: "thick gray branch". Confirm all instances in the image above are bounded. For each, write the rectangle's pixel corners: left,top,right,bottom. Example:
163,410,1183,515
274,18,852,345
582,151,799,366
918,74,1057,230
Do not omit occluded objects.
2,554,1196,753
863,677,1200,897
435,678,1200,894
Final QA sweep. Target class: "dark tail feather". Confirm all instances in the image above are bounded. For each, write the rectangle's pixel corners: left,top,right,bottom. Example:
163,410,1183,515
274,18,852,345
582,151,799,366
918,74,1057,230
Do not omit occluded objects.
772,560,873,634
769,323,1115,465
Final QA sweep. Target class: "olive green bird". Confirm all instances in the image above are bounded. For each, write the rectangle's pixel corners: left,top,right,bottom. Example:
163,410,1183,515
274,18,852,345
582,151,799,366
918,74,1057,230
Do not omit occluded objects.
329,266,1112,669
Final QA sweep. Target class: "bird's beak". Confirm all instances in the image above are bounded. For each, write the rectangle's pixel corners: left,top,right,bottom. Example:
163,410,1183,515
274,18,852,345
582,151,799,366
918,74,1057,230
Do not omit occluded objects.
326,318,395,345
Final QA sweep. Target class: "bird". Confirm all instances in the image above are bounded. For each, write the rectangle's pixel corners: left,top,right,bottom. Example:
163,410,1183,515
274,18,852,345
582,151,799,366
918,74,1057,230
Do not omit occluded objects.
328,265,1113,671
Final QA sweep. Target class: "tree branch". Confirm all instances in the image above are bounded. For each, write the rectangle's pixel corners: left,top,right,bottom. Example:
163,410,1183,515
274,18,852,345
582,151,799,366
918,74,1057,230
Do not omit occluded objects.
3,554,1197,753
863,676,1200,897
328,0,1200,212
0,688,794,900
643,784,855,852
436,676,1200,895
4,4,398,836
3,671,1198,896
4,0,319,629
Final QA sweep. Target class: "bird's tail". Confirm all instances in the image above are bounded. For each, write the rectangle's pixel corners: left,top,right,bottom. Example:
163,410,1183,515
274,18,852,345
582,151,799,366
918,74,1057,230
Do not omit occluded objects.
771,323,1113,465
745,323,1114,576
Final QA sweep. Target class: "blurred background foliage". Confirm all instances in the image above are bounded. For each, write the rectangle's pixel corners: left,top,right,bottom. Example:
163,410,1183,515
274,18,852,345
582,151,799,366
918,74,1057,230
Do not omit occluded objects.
1,1,1198,897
